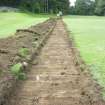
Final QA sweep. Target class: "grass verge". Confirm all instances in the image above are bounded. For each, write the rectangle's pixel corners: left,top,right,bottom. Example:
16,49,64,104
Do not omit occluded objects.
64,15,105,98
0,12,49,38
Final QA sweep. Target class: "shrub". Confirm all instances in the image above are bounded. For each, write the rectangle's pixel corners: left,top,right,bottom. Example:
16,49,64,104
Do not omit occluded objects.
10,63,26,80
19,48,29,58
0,70,3,76
11,63,22,75
17,72,26,80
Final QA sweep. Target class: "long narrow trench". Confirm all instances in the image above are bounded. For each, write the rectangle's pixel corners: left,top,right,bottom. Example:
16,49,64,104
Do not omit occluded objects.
9,20,105,105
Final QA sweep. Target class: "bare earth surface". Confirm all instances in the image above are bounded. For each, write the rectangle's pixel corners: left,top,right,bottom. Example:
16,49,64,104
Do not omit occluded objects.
9,20,105,105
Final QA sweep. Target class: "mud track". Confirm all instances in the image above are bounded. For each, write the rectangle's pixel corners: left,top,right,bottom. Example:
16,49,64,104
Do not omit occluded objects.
6,20,105,105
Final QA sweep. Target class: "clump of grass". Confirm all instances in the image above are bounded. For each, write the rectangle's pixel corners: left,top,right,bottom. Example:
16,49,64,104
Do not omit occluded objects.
0,70,3,76
10,63,26,80
32,41,38,47
18,72,27,80
19,48,29,58
11,63,22,75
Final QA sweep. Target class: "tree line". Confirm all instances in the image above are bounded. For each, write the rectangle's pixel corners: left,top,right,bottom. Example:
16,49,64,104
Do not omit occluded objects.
0,0,70,14
0,0,105,16
69,0,105,16
95,0,105,15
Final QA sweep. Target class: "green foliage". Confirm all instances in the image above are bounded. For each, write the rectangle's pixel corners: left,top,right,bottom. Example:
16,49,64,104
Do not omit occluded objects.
69,0,105,16
95,0,105,16
11,63,22,75
2,0,105,16
11,63,26,80
19,48,29,58
0,0,20,7
74,0,95,15
48,0,70,14
0,0,70,14
0,70,3,76
17,72,27,80
69,6,76,15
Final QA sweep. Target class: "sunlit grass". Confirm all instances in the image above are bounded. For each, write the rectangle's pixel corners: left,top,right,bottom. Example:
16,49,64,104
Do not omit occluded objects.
0,12,49,38
64,16,105,95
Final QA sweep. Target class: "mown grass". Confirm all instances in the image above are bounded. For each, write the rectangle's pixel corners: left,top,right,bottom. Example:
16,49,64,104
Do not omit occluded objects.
0,12,49,38
64,16,105,97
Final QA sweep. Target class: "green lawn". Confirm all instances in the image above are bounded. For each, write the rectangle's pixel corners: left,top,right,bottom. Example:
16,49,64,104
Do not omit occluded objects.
64,16,105,97
0,12,48,38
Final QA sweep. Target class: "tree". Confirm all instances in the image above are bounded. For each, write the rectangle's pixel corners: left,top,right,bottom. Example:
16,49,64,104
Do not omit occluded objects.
95,0,105,15
69,6,76,15
48,0,70,14
75,0,95,15
0,0,70,14
0,0,20,7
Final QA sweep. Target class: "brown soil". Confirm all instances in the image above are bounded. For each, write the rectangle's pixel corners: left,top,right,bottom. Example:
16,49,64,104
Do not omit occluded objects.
0,19,55,79
0,18,56,104
7,20,105,105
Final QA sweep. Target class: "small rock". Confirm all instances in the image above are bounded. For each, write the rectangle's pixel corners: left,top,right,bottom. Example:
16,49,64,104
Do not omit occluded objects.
22,62,28,67
36,75,40,81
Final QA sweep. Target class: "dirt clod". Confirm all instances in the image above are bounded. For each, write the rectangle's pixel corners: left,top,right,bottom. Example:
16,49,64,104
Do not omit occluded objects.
60,72,66,75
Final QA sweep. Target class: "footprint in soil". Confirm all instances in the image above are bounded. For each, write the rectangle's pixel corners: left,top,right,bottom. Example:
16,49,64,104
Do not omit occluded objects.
64,66,67,70
32,97,39,105
60,72,66,75
51,83,59,86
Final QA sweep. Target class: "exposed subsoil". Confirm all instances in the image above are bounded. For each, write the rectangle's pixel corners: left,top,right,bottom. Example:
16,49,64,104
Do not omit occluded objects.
7,20,105,105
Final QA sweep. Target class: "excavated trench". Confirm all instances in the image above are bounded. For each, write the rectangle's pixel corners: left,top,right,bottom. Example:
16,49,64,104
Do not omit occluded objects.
0,19,105,105
0,18,56,105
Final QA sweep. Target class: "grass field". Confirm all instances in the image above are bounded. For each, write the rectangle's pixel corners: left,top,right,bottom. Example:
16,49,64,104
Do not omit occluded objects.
64,16,105,96
0,12,48,38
